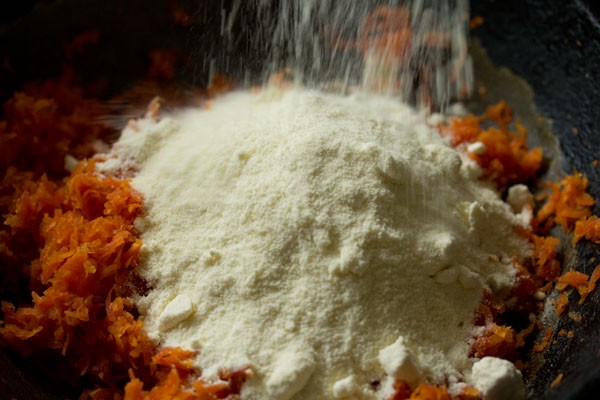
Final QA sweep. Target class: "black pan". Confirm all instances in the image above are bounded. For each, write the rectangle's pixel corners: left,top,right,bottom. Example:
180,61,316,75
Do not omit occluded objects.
1,1,599,399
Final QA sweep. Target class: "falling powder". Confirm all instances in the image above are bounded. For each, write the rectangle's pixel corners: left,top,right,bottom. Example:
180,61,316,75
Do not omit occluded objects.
100,88,531,399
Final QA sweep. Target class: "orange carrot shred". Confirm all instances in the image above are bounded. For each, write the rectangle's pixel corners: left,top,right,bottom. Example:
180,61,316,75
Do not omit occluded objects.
440,102,543,189
536,173,595,233
556,269,589,292
550,373,563,388
532,235,561,281
573,216,600,244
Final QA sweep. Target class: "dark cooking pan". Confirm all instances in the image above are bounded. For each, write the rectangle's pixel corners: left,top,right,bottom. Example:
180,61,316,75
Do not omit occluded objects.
0,0,599,399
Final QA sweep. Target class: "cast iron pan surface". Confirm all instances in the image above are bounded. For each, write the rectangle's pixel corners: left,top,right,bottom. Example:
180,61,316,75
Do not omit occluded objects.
1,1,600,399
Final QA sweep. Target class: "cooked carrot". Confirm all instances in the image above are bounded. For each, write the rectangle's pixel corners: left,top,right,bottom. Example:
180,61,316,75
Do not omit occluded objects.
532,235,561,281
152,347,197,373
536,173,595,233
573,216,600,244
555,267,600,304
409,383,452,400
470,323,518,359
0,162,153,381
440,102,543,189
550,373,563,388
556,269,589,292
579,265,600,303
0,76,111,177
122,364,252,400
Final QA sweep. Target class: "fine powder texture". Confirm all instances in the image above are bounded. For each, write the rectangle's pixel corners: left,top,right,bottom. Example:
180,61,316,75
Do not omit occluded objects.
101,88,531,400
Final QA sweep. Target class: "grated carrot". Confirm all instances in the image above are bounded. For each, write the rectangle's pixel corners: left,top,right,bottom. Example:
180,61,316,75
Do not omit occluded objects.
573,216,600,244
532,235,561,281
123,363,252,400
440,102,543,189
152,347,197,373
556,269,589,292
536,173,595,233
550,373,563,388
0,162,153,382
0,74,111,178
555,266,600,304
579,265,600,303
470,323,518,359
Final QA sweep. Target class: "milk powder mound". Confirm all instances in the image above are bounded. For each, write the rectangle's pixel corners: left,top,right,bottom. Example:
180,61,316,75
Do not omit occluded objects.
101,88,531,399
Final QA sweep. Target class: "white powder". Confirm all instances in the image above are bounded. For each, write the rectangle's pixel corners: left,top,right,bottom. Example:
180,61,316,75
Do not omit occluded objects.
470,357,526,400
378,336,424,387
100,88,531,399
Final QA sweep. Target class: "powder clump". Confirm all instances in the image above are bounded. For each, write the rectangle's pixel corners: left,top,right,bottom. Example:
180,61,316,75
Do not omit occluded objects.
100,88,530,399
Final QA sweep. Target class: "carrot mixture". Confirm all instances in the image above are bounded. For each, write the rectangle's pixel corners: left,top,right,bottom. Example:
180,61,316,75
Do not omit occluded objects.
440,101,543,190
443,103,600,375
535,172,596,233
0,76,249,398
573,216,600,244
0,71,111,178
1,24,600,399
